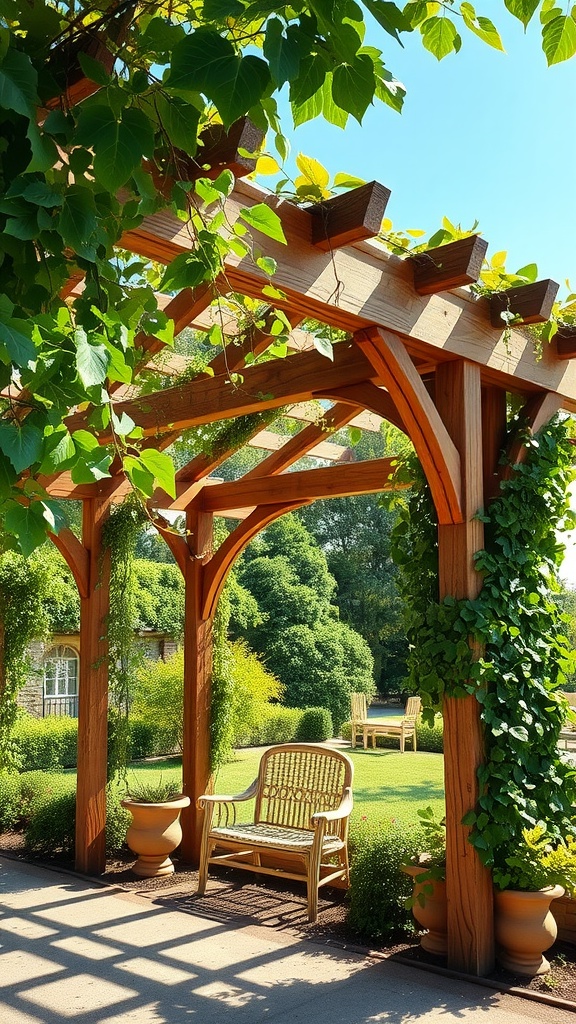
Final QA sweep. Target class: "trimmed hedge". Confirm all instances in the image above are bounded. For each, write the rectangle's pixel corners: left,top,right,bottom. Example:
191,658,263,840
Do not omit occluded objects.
10,714,174,772
0,772,22,831
234,705,303,747
295,707,333,743
347,817,422,940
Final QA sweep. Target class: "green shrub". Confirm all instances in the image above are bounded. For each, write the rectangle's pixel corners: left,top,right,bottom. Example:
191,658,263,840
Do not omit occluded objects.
12,715,78,771
347,818,422,940
22,772,76,855
340,721,352,741
235,705,303,747
106,788,131,854
295,707,333,743
0,772,22,831
128,719,159,760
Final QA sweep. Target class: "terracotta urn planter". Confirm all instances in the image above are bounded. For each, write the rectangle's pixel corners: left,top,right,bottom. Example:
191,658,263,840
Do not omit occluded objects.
494,885,564,976
121,795,190,878
402,864,448,956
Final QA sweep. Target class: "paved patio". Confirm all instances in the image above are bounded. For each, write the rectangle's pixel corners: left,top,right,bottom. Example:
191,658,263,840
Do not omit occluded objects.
1,857,574,1024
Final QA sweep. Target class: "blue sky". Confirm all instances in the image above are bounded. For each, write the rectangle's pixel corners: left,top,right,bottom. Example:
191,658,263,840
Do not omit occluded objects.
274,10,576,292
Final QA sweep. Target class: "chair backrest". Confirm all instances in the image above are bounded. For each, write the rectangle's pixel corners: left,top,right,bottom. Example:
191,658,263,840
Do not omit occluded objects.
350,692,367,723
404,695,422,721
254,743,353,834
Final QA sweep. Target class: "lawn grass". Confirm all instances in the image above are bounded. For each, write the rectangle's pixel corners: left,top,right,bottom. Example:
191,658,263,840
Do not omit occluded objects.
124,746,445,827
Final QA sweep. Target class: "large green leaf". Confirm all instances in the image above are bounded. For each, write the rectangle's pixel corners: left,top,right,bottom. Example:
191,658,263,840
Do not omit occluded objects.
542,14,576,65
264,19,302,87
139,449,176,498
155,93,200,155
421,17,461,60
76,105,155,190
4,502,48,555
289,54,327,107
71,448,113,483
239,203,287,243
39,429,76,473
360,1,411,42
0,420,43,473
460,4,505,51
59,186,97,258
75,330,110,389
0,450,16,496
332,54,375,122
0,47,37,116
0,317,36,368
504,0,540,29
167,30,271,127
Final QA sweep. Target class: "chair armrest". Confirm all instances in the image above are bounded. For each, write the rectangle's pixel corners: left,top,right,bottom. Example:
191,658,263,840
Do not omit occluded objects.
197,777,259,810
311,787,354,825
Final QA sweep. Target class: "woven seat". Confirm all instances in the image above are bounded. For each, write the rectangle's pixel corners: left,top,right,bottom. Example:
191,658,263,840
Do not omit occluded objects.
197,743,354,922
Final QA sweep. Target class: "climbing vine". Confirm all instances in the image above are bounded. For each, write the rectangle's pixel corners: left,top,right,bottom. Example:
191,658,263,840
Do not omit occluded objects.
391,416,576,885
0,547,49,768
102,495,147,780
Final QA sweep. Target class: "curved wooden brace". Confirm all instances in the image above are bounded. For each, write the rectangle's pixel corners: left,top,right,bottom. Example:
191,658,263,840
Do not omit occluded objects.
500,391,562,483
49,527,89,599
201,500,310,621
315,382,407,436
153,514,190,577
354,327,463,525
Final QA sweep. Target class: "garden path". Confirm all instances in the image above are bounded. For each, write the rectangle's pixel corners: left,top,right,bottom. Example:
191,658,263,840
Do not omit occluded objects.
1,858,574,1024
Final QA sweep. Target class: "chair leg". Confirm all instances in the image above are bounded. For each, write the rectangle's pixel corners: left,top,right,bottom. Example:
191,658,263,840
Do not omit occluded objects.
363,727,369,750
197,839,213,895
400,732,405,753
307,847,322,923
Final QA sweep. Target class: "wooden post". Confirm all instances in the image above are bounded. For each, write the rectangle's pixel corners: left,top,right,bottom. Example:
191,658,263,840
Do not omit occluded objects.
436,361,495,976
75,498,111,874
481,387,507,506
180,506,214,864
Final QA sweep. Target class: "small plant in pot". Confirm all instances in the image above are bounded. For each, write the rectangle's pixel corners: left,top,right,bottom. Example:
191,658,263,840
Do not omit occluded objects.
121,776,190,878
402,806,447,956
494,822,576,977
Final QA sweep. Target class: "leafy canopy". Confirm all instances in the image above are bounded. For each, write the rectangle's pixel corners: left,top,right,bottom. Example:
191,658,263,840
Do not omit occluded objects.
0,0,572,552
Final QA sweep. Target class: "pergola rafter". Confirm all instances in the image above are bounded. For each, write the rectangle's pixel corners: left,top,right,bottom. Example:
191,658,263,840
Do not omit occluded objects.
29,110,576,981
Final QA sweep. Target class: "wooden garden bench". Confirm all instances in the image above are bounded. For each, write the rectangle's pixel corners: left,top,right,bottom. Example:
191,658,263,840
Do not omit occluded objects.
363,695,422,752
196,743,354,922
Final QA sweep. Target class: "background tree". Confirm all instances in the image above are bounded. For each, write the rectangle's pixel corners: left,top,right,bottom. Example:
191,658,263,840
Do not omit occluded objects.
234,514,375,728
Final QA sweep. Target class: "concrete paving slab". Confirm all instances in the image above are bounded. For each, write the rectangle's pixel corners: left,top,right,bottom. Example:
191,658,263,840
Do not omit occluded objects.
1,857,575,1024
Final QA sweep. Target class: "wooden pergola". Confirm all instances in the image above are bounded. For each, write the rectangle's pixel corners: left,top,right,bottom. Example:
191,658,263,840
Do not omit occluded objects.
34,117,576,978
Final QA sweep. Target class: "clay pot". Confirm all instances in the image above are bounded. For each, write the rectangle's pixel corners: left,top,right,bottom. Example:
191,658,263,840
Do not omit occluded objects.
402,864,448,956
121,795,190,878
494,885,564,976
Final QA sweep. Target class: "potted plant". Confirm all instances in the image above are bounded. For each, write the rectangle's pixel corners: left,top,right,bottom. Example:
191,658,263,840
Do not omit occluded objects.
494,822,576,977
121,777,190,878
402,806,447,955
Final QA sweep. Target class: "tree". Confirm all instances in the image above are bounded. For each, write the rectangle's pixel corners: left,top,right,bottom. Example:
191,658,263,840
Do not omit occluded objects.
235,515,374,728
0,2,572,552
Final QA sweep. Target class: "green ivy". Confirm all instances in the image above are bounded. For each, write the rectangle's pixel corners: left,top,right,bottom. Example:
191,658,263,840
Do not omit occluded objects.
102,495,147,781
392,416,576,887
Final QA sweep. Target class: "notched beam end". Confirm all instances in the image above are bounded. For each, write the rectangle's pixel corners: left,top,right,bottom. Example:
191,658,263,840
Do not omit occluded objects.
554,325,576,360
410,235,488,296
190,117,265,181
311,181,391,253
489,279,559,329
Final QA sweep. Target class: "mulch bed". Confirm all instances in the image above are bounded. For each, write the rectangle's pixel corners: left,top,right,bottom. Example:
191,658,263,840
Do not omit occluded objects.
3,832,576,1006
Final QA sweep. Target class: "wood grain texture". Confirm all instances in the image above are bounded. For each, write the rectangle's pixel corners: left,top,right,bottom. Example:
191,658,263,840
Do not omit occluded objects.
49,527,89,599
355,328,462,525
180,508,213,865
490,279,559,328
436,360,494,977
67,342,376,441
120,178,576,407
75,498,111,875
311,181,390,252
410,236,488,296
200,457,403,513
481,386,507,506
317,382,406,434
555,325,576,360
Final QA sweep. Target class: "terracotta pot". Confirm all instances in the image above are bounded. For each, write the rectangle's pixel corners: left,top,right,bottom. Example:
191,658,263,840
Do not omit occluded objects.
494,885,564,976
402,864,447,955
121,795,190,878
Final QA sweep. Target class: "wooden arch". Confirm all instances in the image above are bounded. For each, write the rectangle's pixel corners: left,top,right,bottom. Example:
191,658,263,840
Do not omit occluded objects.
24,104,576,981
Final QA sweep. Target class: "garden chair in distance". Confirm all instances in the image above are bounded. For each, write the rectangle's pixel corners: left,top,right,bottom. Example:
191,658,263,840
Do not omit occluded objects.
363,695,422,752
350,691,371,749
196,743,354,922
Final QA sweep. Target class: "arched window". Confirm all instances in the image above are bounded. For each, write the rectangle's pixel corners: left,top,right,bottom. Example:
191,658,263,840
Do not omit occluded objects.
43,645,79,717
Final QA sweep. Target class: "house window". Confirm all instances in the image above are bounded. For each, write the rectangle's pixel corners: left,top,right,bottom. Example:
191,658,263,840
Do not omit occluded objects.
43,645,79,717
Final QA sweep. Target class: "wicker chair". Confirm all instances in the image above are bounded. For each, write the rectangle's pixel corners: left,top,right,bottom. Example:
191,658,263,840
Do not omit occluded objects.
350,691,371,749
363,695,421,752
197,743,354,922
